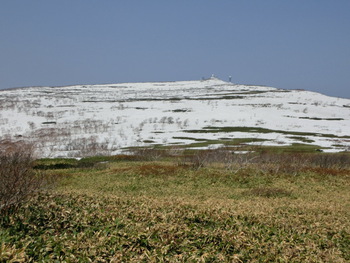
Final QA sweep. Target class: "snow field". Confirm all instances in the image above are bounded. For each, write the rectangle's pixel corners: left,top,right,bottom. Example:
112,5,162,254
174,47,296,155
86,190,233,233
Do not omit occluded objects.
0,78,349,157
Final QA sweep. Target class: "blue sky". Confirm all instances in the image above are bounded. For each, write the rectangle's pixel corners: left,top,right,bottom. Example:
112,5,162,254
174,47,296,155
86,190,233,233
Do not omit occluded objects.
1,1,349,98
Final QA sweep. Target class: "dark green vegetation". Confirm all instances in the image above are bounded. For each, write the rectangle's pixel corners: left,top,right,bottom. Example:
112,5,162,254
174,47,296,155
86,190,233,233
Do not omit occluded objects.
1,148,350,262
171,137,267,151
171,136,324,153
299,117,344,121
185,126,350,139
287,136,315,143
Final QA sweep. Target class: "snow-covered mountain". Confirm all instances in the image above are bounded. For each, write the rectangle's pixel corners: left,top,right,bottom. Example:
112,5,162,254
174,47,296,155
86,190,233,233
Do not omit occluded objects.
1,77,349,157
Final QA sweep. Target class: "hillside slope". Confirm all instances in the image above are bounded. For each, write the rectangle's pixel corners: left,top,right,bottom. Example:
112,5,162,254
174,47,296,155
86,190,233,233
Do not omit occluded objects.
0,78,349,157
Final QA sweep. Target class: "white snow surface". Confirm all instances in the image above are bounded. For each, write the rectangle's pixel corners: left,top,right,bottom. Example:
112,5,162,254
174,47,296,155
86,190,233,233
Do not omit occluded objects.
0,77,349,157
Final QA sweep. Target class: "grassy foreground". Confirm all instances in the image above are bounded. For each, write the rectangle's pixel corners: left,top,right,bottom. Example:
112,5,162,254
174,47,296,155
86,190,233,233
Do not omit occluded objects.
1,156,350,262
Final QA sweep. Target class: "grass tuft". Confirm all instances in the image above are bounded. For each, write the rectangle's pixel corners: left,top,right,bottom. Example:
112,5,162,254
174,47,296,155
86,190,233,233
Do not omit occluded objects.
243,187,292,198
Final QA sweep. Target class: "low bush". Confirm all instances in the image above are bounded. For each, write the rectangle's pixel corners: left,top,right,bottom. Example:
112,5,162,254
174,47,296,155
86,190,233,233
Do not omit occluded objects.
310,153,350,169
180,148,350,176
129,148,168,161
0,141,49,216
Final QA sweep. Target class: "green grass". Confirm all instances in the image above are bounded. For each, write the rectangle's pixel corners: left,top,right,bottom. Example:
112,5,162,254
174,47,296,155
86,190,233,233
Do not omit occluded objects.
1,156,350,262
172,137,267,148
185,126,350,139
287,136,315,143
259,143,324,153
170,137,323,153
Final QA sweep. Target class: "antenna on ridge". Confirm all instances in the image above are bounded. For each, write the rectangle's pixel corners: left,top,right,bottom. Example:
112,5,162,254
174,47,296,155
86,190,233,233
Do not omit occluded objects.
229,76,232,82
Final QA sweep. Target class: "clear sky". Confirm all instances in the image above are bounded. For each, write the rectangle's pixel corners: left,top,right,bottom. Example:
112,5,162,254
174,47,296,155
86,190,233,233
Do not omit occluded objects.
1,1,349,98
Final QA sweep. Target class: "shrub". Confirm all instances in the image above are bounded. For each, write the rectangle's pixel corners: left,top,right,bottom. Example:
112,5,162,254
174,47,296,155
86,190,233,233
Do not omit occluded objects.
129,148,167,161
310,153,350,169
187,150,212,169
176,147,350,176
0,141,48,216
179,148,234,170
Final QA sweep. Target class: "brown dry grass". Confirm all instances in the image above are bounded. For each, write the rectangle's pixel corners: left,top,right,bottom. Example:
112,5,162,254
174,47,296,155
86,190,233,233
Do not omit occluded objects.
1,155,349,262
